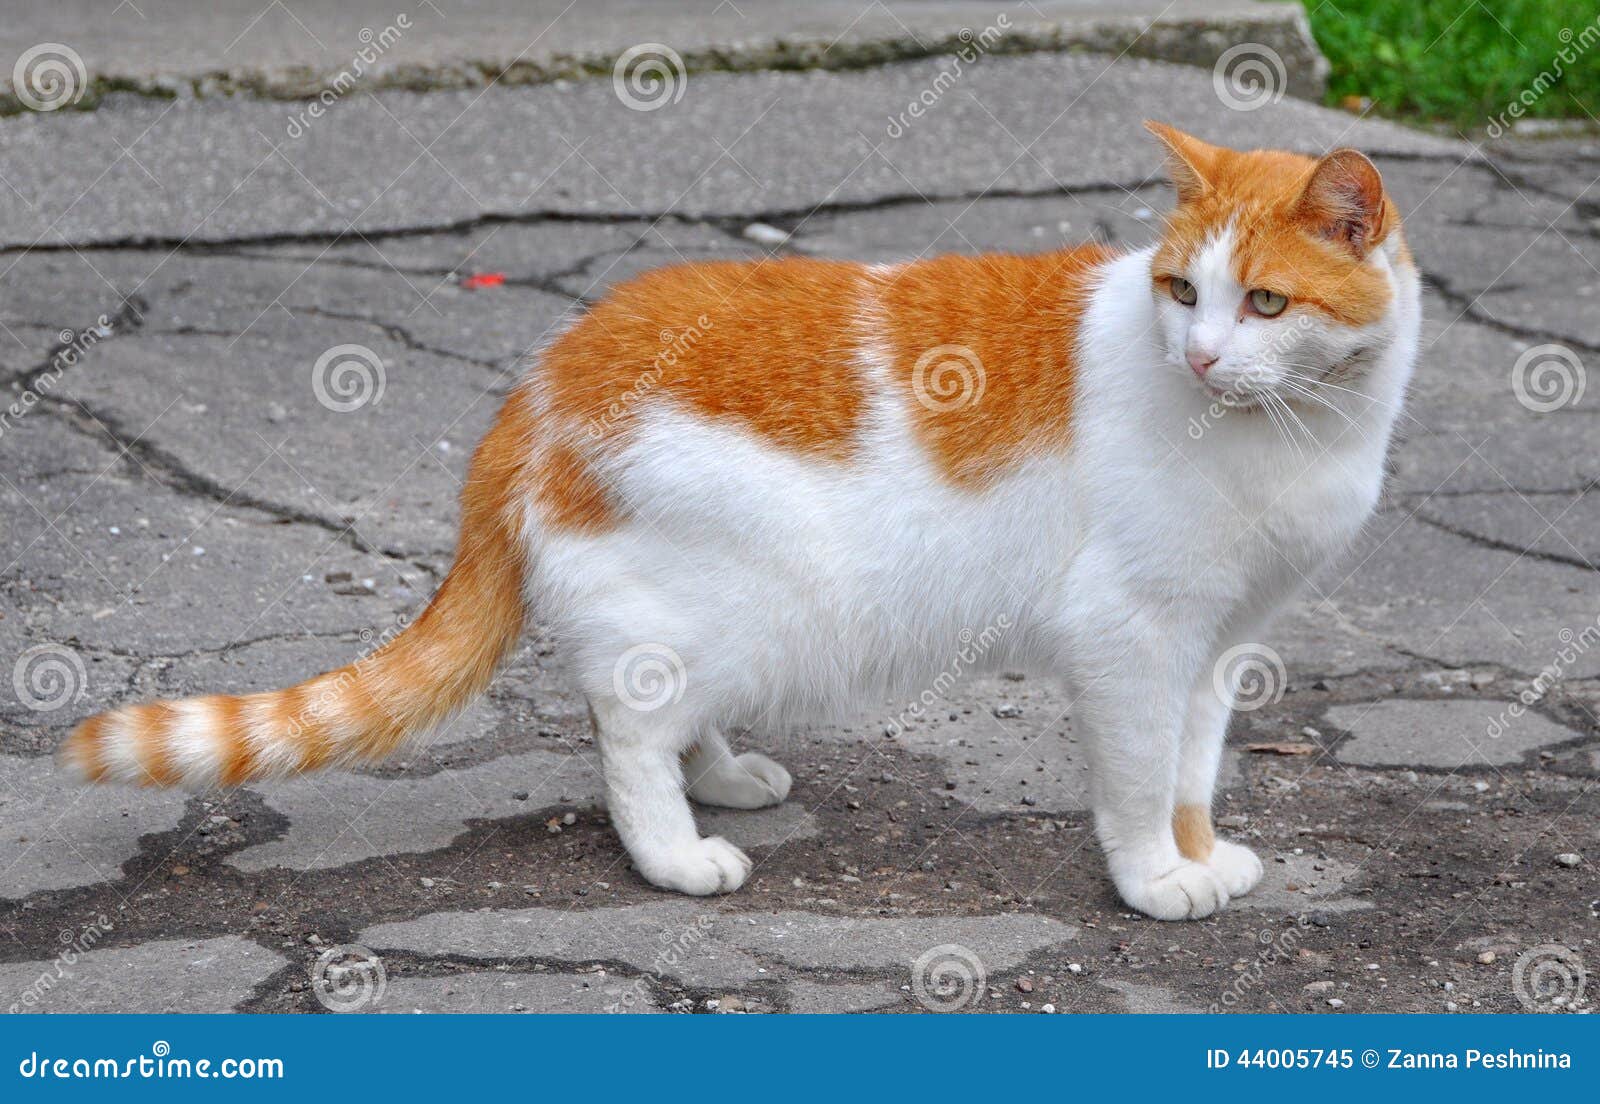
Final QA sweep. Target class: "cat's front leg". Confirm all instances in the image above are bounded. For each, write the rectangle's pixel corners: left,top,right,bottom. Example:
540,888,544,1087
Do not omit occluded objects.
1175,659,1264,898
1074,637,1231,920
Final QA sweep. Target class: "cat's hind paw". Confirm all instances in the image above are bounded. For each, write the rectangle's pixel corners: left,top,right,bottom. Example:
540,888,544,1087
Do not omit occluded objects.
1117,860,1230,920
686,751,792,809
636,836,752,896
1208,838,1264,897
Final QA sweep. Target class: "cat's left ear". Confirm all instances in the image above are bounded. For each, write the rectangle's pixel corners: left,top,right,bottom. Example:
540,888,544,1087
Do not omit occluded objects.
1143,121,1222,205
1294,149,1387,256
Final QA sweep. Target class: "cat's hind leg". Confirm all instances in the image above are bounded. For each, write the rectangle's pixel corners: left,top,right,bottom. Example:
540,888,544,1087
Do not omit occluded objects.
683,729,792,809
590,698,751,895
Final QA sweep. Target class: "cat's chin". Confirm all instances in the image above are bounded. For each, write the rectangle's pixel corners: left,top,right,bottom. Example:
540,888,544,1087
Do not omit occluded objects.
1192,376,1266,411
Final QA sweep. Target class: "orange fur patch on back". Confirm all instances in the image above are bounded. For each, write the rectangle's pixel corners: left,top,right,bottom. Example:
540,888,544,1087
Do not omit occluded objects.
1173,803,1215,862
876,247,1118,487
530,258,870,531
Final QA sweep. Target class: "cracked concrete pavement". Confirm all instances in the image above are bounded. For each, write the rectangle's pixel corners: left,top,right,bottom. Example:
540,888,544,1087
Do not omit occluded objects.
1,10,1598,1015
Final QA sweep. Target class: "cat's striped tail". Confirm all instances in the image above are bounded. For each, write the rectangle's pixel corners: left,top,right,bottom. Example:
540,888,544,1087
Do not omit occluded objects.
60,403,534,788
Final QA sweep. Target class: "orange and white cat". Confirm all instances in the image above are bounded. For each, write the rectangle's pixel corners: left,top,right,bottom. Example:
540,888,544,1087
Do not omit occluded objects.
62,125,1420,920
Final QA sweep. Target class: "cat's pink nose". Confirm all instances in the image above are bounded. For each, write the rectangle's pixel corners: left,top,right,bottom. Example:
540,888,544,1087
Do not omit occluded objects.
1187,351,1218,377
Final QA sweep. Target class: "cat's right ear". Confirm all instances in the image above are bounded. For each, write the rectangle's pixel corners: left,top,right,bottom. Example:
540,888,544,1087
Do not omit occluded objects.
1143,121,1219,205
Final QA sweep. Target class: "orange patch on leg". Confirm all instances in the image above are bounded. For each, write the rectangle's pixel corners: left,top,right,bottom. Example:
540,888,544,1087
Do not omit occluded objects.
1173,804,1215,862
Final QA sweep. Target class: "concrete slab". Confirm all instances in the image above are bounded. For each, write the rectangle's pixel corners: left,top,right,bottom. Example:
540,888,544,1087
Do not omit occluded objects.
1325,699,1582,769
0,1,1326,105
0,752,188,899
0,935,285,1012
229,746,606,872
367,968,657,1013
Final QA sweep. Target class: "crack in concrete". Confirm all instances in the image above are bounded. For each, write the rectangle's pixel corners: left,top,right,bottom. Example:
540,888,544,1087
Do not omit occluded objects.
1410,509,1597,574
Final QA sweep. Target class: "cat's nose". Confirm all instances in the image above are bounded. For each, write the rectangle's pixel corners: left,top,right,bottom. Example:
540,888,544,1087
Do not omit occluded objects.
1186,350,1218,377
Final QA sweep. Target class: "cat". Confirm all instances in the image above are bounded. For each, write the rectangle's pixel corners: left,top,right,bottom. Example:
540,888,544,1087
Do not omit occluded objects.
61,123,1421,921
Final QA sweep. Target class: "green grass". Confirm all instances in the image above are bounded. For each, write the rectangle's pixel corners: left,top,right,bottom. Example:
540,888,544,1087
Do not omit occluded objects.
1302,0,1600,129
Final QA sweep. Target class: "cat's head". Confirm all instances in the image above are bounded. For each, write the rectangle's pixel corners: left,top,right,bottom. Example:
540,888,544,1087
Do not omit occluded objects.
1144,122,1410,408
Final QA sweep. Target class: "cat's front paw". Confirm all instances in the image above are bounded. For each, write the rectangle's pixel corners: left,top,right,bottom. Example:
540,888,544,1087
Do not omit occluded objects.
1116,860,1230,920
1208,838,1263,897
636,836,752,896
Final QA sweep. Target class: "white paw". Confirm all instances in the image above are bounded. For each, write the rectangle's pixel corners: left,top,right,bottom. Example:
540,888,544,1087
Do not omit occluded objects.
1208,839,1264,897
637,836,752,896
687,752,792,809
1117,860,1231,921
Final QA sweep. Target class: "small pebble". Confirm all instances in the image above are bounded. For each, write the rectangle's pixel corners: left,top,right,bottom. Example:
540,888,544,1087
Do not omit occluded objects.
1326,998,1344,1009
1554,853,1582,868
742,222,789,246
1016,978,1033,993
1477,951,1495,965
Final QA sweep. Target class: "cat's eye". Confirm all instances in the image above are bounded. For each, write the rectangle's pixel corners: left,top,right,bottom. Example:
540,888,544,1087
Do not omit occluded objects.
1169,277,1197,306
1249,289,1288,317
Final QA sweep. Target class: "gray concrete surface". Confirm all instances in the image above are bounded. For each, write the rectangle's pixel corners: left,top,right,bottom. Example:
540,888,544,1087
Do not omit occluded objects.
0,0,1325,106
0,23,1597,1015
